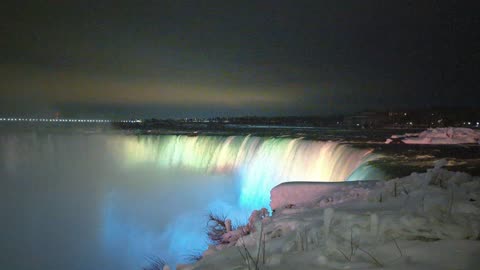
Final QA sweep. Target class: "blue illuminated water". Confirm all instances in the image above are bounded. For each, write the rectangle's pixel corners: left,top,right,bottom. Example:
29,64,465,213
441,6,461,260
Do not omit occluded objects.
0,132,380,269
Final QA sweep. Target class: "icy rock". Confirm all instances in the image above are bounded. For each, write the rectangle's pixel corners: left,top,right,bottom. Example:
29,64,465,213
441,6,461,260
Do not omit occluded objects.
222,230,245,244
248,208,269,230
270,181,377,211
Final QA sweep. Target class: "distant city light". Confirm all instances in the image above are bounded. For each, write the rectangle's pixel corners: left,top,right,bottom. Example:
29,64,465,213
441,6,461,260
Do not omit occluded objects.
0,117,139,123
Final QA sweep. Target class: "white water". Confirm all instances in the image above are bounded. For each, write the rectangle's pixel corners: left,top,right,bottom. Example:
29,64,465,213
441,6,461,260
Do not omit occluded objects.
0,132,382,269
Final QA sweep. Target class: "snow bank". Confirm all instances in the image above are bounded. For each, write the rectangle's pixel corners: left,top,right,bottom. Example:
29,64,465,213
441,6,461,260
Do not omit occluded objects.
183,162,480,270
385,127,480,144
269,181,378,211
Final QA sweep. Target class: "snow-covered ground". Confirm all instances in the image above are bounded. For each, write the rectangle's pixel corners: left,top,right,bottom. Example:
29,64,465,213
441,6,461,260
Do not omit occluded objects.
385,127,480,144
176,160,480,270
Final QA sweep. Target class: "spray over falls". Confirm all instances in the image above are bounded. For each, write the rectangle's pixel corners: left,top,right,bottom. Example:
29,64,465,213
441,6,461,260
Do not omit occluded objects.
0,133,381,269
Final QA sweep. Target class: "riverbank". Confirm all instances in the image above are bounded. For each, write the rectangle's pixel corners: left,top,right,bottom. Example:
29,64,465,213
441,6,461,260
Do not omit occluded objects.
180,163,480,270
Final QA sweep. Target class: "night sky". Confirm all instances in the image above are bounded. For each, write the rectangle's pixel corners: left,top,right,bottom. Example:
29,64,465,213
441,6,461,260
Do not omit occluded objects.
1,1,478,118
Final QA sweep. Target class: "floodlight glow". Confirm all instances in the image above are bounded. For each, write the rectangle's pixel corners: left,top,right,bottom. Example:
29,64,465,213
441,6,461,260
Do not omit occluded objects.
119,135,379,211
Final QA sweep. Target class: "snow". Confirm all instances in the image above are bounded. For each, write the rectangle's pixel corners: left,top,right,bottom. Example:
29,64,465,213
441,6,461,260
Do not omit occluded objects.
269,181,378,211
177,161,480,270
385,127,480,144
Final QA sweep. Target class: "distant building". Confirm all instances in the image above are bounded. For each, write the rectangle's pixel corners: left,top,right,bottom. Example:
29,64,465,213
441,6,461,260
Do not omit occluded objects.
343,111,389,128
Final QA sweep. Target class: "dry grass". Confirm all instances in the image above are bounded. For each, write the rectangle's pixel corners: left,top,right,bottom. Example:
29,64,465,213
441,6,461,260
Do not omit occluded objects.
206,212,229,245
142,256,166,270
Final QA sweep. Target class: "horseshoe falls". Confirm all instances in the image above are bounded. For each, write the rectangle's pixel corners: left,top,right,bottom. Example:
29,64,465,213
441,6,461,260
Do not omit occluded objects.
120,135,379,210
0,133,382,270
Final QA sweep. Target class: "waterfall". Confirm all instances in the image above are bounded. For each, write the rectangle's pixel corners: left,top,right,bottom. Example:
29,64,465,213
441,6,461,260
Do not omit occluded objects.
0,132,381,269
1,133,380,211
118,135,379,210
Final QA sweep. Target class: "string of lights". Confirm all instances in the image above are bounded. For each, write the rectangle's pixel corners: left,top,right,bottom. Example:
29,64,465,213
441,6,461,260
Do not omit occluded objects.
0,118,141,123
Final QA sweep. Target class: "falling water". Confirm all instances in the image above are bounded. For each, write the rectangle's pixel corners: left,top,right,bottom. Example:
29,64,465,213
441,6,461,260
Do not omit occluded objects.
119,135,378,209
0,132,381,269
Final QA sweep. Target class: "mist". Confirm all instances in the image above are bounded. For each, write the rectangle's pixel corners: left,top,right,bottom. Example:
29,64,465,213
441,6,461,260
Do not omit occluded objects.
0,131,378,269
0,132,247,269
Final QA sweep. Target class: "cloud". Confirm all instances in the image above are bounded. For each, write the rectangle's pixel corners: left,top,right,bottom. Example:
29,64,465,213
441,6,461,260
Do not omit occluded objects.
0,64,299,116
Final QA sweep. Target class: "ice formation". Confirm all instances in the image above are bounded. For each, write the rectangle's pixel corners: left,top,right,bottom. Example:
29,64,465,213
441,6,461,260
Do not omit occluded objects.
180,162,480,270
386,127,480,144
